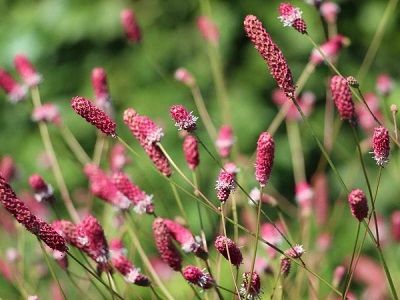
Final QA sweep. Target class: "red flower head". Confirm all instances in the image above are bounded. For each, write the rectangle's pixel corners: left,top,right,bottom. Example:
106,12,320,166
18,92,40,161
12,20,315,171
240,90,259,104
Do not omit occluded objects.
197,16,219,45
214,235,243,266
28,174,55,203
310,35,347,65
240,272,261,299
152,218,182,271
52,220,80,247
280,257,291,277
278,3,307,34
244,15,295,98
120,9,142,43
174,68,196,87
71,96,116,137
216,125,235,158
84,164,131,210
14,54,42,87
182,265,214,289
391,211,400,242
0,175,67,252
285,244,305,259
170,104,198,132
376,74,394,96
164,219,208,260
32,103,62,125
0,68,26,102
330,75,355,122
112,172,154,215
76,215,109,269
255,132,275,187
91,67,111,113
348,189,368,221
145,144,173,177
183,135,199,170
215,169,236,202
372,126,390,167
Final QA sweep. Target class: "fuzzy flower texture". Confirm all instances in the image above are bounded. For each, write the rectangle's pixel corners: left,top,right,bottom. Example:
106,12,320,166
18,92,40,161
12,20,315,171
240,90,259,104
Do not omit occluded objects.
255,132,275,187
372,126,390,167
170,104,198,132
348,189,369,221
278,3,307,34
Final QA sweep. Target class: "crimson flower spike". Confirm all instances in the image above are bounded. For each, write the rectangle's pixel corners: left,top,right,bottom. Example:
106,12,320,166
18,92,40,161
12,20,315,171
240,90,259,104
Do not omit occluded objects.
182,265,214,289
0,68,26,102
244,15,295,98
214,235,243,266
330,75,355,123
14,54,42,87
240,272,261,299
278,3,307,34
255,132,275,187
372,126,390,167
215,169,236,202
182,135,200,171
347,189,368,221
71,96,117,137
0,175,67,252
121,9,142,43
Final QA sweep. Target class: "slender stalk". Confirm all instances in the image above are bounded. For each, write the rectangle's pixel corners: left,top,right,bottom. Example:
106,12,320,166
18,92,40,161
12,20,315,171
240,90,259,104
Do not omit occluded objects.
392,107,398,142
270,270,282,300
286,121,305,184
93,134,107,166
59,124,91,165
169,180,188,220
106,271,116,300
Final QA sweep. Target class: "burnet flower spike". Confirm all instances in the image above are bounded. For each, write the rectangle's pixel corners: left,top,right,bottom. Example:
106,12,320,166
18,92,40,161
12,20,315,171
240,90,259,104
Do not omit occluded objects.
13,54,42,87
169,104,198,132
255,132,275,187
91,67,112,114
214,235,243,266
215,125,235,158
71,96,117,137
182,265,214,289
372,126,390,167
330,75,356,123
0,68,26,103
278,2,307,34
28,174,55,203
240,272,261,300
348,189,369,221
215,169,236,202
32,103,62,125
120,9,142,43
182,135,199,171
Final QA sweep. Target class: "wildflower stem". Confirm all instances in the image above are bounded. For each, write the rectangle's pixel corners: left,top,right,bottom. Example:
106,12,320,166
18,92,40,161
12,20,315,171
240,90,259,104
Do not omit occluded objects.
93,134,107,166
30,86,80,223
392,107,398,142
286,120,305,183
169,181,188,221
270,269,282,300
59,124,91,165
150,285,163,300
106,271,116,300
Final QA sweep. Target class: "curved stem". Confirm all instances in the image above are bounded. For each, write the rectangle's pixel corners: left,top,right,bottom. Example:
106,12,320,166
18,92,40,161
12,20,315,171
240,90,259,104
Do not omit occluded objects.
59,124,91,165
342,222,361,299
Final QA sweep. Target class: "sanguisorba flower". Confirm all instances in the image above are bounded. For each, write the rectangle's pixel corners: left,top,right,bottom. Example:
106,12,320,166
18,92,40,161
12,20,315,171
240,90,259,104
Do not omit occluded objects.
28,174,55,203
216,125,234,158
255,132,275,187
152,218,182,271
240,272,261,300
91,67,112,113
244,15,295,98
0,175,67,252
197,16,219,45
0,68,26,102
182,135,199,170
170,104,198,132
215,169,236,202
330,75,355,122
348,189,368,221
214,235,243,266
120,9,142,43
182,265,214,289
174,68,195,87
71,96,117,137
285,244,305,259
278,2,307,34
32,103,61,125
372,126,390,167
13,54,42,87
280,257,291,277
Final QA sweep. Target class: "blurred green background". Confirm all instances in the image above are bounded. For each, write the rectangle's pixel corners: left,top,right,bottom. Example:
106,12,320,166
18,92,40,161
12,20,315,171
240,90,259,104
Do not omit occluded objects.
0,0,400,298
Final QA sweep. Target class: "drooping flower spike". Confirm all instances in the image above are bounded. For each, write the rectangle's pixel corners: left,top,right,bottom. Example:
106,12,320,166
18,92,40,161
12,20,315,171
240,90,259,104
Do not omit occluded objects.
278,3,307,34
255,132,275,187
120,9,142,43
239,272,261,300
330,75,355,123
14,54,42,87
0,68,26,102
71,96,117,137
214,235,243,266
169,104,198,132
182,135,200,170
348,189,369,221
215,169,236,202
182,265,214,289
372,126,390,167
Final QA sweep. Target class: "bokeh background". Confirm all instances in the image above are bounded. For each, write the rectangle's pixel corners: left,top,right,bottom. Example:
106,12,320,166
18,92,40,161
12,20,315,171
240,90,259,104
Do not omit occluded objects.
0,0,399,298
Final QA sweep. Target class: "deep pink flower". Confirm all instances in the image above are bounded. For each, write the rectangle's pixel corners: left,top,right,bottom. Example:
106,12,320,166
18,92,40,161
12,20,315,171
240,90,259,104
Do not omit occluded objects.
183,135,199,170
0,68,26,102
391,211,400,242
0,155,16,182
216,125,234,158
182,265,214,289
376,74,394,96
120,9,141,43
174,68,195,87
215,169,236,202
372,126,390,166
112,172,154,215
170,104,198,132
71,96,116,137
14,54,42,87
348,189,368,221
214,235,243,266
285,244,305,259
145,144,173,177
91,67,111,113
280,257,291,277
32,103,61,125
52,220,80,248
255,132,275,187
320,2,340,24
152,218,182,271
278,3,307,34
84,164,131,210
109,143,130,173
197,16,219,44
0,175,67,252
310,35,347,65
28,174,55,203
240,272,261,299
244,15,295,97
330,75,355,122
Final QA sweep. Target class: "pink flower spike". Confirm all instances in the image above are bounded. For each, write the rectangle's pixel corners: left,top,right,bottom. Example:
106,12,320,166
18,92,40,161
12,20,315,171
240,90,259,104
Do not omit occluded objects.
0,68,26,102
71,96,117,137
330,75,355,122
278,3,307,34
215,169,236,202
183,265,214,289
183,135,199,170
14,54,42,87
214,235,243,266
170,104,198,132
91,67,111,113
240,272,261,299
310,35,347,65
110,143,130,173
285,244,305,259
348,189,368,221
216,125,235,158
28,174,55,203
391,211,400,242
280,257,291,277
120,9,141,43
174,68,195,87
376,74,394,96
255,132,275,187
32,103,62,125
372,126,390,166
197,16,219,45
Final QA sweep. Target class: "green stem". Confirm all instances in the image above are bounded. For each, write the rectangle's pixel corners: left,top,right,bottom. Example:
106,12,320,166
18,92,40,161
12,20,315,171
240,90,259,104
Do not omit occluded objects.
59,124,91,165
342,223,361,299
169,180,188,220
